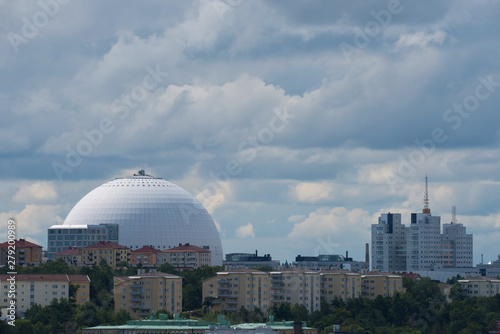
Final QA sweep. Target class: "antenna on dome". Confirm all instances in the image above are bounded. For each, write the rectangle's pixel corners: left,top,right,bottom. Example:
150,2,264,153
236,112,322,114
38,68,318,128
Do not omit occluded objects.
423,174,431,214
138,169,145,176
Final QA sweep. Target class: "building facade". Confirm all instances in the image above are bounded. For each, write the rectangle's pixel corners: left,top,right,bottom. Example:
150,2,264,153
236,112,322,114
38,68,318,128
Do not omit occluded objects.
224,252,280,270
406,212,442,271
441,223,473,268
158,243,212,270
458,277,500,297
294,254,368,273
361,273,403,298
0,274,90,314
113,272,182,319
371,213,406,272
82,241,130,267
47,223,119,260
202,269,270,312
54,246,83,266
0,239,42,266
320,270,362,302
130,245,163,267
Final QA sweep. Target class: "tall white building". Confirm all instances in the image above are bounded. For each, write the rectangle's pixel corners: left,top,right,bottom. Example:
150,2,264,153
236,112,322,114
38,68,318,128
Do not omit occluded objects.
441,222,473,268
406,212,442,271
371,213,406,272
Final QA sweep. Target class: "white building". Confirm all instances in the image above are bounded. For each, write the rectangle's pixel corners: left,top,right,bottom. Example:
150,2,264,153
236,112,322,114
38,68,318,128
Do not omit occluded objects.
371,213,406,272
406,212,442,271
441,222,473,268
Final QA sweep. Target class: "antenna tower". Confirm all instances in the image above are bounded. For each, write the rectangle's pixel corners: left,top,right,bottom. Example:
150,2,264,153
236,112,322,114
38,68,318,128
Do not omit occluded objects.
423,175,431,214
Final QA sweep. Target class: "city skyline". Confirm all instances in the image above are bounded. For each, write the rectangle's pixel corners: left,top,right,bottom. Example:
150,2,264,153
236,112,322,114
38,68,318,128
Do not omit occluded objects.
1,1,500,266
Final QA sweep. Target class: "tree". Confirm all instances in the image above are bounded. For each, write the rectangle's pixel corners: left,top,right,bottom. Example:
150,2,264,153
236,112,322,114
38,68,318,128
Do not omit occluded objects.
449,282,466,301
158,262,177,274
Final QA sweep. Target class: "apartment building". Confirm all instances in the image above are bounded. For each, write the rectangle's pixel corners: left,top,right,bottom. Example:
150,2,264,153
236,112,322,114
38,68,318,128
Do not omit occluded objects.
361,273,403,298
130,245,162,267
0,274,90,314
371,213,407,272
0,239,42,266
54,246,82,266
458,277,500,297
320,270,362,302
158,243,211,270
441,223,473,268
269,269,321,314
113,272,182,319
82,241,130,267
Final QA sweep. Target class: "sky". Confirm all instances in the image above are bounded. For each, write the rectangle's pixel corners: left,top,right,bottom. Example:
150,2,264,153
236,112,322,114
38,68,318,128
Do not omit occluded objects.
1,0,500,266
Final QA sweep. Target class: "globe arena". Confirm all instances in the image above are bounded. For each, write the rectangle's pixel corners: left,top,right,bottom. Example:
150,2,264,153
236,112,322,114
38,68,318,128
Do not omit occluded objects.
56,170,223,265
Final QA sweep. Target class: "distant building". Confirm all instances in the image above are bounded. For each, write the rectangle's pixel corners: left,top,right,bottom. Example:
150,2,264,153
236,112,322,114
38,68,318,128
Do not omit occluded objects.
113,272,182,319
361,272,403,298
458,277,500,297
82,241,130,267
441,222,473,268
406,211,442,272
320,270,362,302
0,238,42,266
47,223,119,260
130,245,162,267
371,213,406,272
158,243,211,271
294,253,368,272
202,268,270,312
224,251,280,270
54,246,82,266
0,274,90,315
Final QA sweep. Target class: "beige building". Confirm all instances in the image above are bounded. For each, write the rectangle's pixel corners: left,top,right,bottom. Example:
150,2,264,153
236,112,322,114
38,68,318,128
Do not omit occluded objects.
130,245,162,267
459,277,500,297
320,270,362,302
82,241,130,267
0,239,42,266
269,269,321,314
54,246,83,266
361,273,403,298
202,269,270,312
0,274,90,314
158,243,211,271
114,272,182,319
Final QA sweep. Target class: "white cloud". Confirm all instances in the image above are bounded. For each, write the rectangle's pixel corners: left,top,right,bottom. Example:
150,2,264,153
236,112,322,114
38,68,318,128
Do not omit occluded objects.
12,182,58,203
291,182,334,203
236,223,255,238
395,30,447,49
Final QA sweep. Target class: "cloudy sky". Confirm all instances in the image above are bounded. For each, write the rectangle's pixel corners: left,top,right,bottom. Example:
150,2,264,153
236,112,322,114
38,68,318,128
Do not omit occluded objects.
1,0,500,265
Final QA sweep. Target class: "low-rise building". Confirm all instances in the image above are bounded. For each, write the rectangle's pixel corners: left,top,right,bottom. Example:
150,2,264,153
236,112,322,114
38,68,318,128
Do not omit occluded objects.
130,245,162,267
0,274,90,315
294,254,368,273
82,241,130,267
224,251,280,270
320,270,362,302
113,272,182,319
0,239,42,266
361,272,403,298
54,246,82,266
458,277,500,297
158,243,211,271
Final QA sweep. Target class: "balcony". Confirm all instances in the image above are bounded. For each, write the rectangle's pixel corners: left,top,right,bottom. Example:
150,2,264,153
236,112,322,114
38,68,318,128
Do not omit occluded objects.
129,305,141,309
271,276,283,282
129,298,141,302
130,291,142,295
271,284,284,289
218,286,230,291
271,298,283,303
271,291,282,296
226,299,238,304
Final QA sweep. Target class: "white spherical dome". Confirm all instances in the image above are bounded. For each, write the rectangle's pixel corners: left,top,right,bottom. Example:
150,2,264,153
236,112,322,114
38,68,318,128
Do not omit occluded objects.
63,171,223,265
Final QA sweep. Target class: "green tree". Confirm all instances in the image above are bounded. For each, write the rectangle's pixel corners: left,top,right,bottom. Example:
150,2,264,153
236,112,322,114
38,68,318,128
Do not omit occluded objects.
449,282,466,301
13,319,33,334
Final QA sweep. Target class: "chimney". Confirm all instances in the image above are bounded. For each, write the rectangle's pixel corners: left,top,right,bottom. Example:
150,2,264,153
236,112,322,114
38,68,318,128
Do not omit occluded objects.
255,250,258,257
293,321,303,334
365,243,369,263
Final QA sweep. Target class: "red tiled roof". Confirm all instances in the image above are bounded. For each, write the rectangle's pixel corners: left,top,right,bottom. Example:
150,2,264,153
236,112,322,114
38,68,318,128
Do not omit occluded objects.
55,246,82,256
82,241,129,250
0,239,42,249
131,245,163,254
69,275,90,283
164,243,211,253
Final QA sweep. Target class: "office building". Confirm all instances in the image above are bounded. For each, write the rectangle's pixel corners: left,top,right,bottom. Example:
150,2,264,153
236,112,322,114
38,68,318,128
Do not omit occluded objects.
113,272,182,319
